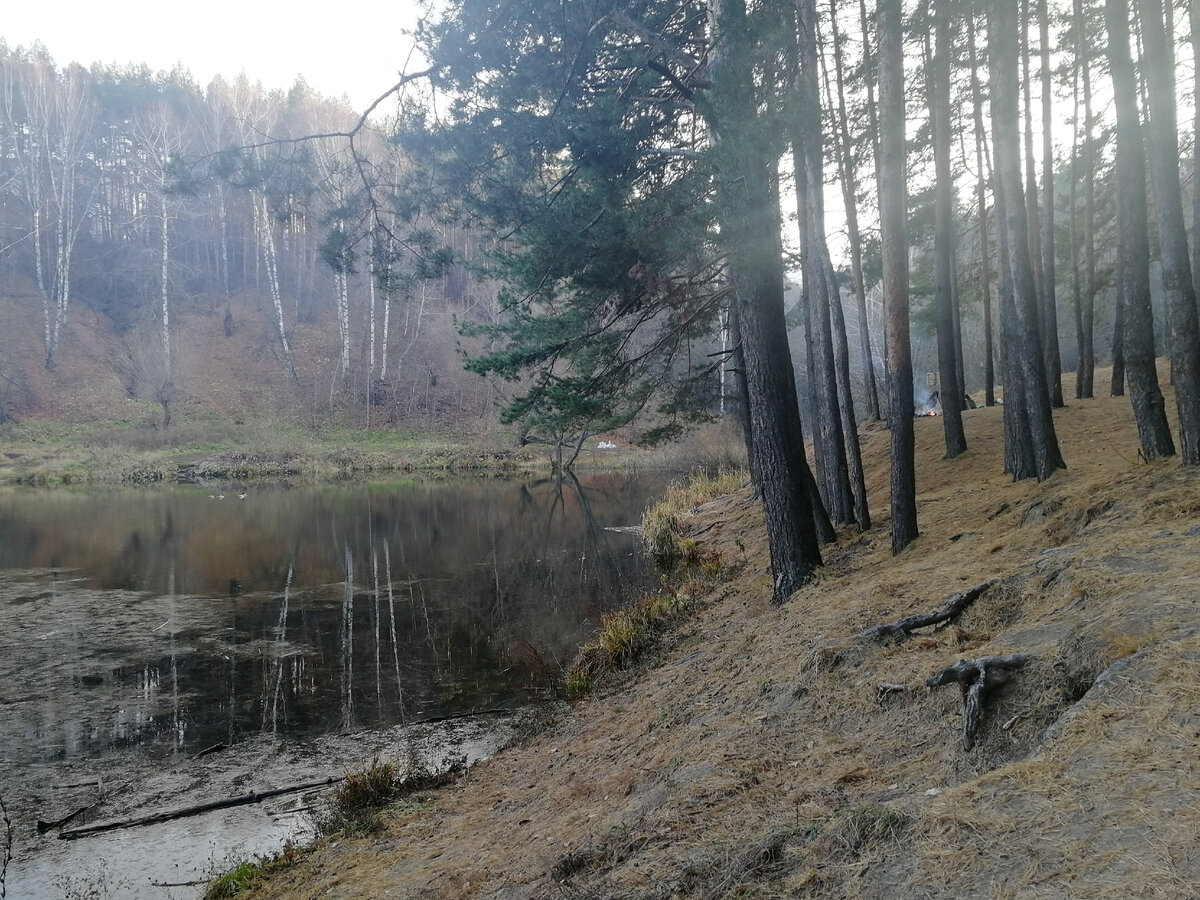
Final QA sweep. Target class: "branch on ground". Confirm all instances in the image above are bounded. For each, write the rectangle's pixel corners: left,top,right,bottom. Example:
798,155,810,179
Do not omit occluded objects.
859,581,995,642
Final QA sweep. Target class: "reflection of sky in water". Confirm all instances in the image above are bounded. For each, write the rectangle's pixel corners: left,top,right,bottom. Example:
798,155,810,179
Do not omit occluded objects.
0,474,668,763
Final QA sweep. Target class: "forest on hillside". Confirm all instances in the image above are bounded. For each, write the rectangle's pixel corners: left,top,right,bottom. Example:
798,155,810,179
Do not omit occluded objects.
2,0,1200,590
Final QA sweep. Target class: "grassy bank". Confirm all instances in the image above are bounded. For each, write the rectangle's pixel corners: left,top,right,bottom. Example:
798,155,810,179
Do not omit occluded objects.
0,420,543,485
0,418,747,486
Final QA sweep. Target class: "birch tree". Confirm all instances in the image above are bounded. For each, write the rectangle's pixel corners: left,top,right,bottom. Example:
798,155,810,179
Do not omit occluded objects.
1,53,96,369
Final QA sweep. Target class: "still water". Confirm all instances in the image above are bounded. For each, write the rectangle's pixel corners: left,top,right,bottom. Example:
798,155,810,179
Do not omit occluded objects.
0,472,668,898
0,473,666,764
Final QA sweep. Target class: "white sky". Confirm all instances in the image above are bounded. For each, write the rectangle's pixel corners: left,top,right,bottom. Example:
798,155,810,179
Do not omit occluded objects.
1,0,426,111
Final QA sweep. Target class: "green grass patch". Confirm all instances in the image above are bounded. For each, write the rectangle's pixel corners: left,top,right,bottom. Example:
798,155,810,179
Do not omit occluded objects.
642,466,746,571
203,845,304,899
568,467,747,697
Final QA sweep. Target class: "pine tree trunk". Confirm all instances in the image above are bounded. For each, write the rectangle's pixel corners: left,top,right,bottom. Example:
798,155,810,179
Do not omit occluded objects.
824,253,871,529
794,0,854,526
824,0,881,420
1192,0,1200,304
879,0,918,553
710,0,823,601
1069,49,1086,399
928,3,967,458
967,23,996,408
1021,0,1048,355
1039,0,1064,407
1136,0,1200,462
989,0,1067,481
1105,0,1175,457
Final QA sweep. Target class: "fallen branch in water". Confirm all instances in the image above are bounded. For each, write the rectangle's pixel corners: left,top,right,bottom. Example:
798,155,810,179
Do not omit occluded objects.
927,653,1036,751
37,780,133,834
860,582,995,642
58,777,343,840
37,806,90,835
1,792,12,900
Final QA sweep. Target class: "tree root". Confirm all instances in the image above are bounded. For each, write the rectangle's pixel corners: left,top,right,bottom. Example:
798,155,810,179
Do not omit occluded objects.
859,581,995,641
927,653,1035,750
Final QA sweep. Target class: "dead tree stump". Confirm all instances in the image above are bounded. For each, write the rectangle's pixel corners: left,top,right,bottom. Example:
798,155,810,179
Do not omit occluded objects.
926,653,1035,750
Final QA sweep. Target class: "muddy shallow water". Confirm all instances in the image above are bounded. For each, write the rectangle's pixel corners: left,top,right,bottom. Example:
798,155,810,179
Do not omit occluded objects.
0,472,666,898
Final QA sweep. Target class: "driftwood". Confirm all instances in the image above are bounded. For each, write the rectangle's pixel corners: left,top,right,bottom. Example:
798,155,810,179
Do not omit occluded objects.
860,581,995,642
37,780,132,834
927,653,1035,750
58,776,343,840
37,806,90,835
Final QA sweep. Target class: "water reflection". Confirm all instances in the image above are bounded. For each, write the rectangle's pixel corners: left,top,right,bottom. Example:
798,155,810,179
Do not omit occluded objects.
0,473,666,764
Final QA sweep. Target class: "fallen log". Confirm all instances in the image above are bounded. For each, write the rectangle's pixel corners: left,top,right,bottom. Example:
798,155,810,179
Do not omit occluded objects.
927,653,1035,751
37,780,132,834
37,806,90,835
58,776,343,840
860,581,995,642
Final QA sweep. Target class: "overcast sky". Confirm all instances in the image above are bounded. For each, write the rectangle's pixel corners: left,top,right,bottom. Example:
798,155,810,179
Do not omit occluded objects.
2,1,425,110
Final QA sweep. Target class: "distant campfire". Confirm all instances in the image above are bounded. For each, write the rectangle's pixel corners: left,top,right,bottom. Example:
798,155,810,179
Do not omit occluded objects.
915,388,940,417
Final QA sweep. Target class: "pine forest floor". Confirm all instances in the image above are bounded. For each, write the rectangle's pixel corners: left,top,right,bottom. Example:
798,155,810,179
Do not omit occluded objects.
239,367,1200,899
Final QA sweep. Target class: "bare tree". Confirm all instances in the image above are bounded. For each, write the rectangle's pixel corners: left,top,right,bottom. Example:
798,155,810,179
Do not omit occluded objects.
0,54,96,369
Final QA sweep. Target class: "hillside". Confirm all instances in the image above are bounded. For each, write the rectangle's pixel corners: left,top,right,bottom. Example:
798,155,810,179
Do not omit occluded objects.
233,371,1200,899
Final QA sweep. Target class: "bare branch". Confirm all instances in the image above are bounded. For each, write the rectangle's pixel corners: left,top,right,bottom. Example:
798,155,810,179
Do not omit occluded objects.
601,10,712,88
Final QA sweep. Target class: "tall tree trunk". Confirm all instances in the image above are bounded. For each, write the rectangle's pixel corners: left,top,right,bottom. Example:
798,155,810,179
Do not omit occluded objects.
990,0,1067,481
1069,46,1086,399
1039,0,1064,406
1074,0,1097,398
795,0,855,526
257,193,297,380
160,173,171,379
1191,0,1200,302
1111,272,1127,394
711,0,822,601
1021,0,1048,357
928,2,967,458
824,253,871,528
1137,0,1200,462
967,22,996,407
879,0,918,553
822,0,881,420
1105,0,1175,457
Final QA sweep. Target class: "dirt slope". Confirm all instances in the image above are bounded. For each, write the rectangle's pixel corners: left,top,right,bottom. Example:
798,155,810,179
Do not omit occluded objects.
246,373,1200,899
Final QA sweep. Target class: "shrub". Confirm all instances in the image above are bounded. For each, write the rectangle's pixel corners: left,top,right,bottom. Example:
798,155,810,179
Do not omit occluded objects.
315,755,462,837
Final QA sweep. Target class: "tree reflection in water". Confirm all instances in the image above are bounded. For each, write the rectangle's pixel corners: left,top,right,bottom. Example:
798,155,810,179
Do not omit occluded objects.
0,472,668,763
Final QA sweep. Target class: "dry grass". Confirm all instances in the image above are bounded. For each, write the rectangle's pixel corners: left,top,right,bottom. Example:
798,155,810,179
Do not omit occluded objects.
242,364,1200,900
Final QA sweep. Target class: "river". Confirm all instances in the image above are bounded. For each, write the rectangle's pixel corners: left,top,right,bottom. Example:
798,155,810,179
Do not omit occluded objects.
0,471,668,898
